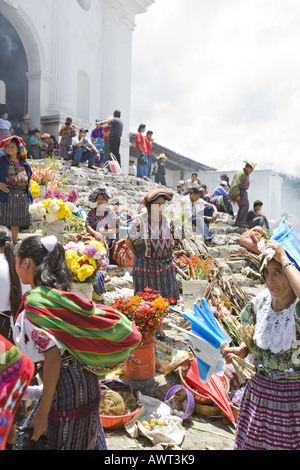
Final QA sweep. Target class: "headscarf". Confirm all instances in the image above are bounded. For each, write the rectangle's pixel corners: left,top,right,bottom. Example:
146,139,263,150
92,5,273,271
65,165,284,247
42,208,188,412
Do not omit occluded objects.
139,189,173,209
0,135,27,160
89,187,114,203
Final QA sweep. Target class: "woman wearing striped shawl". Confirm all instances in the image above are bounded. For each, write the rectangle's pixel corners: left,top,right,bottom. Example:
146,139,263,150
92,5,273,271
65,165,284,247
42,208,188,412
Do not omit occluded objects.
13,235,141,450
222,240,300,450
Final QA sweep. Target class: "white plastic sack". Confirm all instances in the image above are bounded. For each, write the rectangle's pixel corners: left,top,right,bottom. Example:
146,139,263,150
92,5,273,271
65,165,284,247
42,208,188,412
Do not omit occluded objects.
125,393,185,447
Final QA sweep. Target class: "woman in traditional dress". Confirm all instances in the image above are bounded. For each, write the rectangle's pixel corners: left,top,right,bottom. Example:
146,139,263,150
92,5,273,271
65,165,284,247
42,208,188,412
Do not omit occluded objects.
86,187,119,256
126,189,179,302
13,235,141,450
0,136,33,245
222,239,300,450
58,117,76,160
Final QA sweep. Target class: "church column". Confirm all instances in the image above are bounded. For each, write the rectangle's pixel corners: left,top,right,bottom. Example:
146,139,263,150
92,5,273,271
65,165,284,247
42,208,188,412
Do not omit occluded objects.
45,0,73,116
100,1,121,118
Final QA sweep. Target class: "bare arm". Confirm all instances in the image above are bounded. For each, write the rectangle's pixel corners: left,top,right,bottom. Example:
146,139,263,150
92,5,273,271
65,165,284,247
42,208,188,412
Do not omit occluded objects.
30,346,61,441
125,238,134,253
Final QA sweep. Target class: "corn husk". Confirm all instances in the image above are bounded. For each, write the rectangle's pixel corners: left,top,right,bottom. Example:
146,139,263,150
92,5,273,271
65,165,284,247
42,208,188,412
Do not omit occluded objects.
231,355,255,384
238,324,255,353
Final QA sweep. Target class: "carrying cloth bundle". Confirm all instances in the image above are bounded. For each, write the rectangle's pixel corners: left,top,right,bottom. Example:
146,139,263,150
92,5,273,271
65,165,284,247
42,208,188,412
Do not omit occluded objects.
112,239,134,267
16,286,141,376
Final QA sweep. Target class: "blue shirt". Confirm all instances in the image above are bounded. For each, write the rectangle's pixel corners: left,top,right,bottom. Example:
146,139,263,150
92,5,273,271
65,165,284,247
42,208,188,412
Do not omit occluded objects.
211,185,230,200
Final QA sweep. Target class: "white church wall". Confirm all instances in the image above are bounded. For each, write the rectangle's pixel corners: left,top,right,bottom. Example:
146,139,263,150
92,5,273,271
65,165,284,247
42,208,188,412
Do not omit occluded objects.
0,0,154,172
198,170,282,222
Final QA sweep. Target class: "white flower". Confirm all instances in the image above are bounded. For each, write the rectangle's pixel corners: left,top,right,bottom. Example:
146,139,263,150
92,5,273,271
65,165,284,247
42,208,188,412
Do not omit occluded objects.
93,250,107,260
67,202,77,213
64,242,78,251
45,213,58,223
48,201,60,214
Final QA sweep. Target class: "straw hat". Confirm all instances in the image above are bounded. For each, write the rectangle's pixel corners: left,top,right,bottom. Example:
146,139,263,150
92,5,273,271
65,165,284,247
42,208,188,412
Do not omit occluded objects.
243,160,257,169
158,153,167,160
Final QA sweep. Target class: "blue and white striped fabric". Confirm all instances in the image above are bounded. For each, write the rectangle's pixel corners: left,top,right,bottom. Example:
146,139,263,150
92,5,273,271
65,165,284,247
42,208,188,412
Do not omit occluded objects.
271,218,300,270
183,299,230,383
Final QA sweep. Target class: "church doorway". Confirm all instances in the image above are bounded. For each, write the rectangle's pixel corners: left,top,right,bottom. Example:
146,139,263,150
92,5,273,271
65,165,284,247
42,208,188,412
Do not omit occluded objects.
0,13,28,128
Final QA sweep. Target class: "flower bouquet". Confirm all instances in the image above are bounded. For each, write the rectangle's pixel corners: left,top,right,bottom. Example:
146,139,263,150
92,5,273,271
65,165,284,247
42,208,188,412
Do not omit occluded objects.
174,252,215,281
112,288,172,341
64,240,108,284
30,155,69,190
29,198,77,223
208,290,242,346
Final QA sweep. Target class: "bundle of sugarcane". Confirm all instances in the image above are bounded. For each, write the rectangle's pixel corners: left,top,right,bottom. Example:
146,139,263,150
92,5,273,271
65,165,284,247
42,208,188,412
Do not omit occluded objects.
238,324,255,353
228,250,261,269
231,355,255,384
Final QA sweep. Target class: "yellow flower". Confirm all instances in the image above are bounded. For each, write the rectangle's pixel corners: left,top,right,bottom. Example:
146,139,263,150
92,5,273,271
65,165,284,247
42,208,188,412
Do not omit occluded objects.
131,296,141,307
77,265,95,282
81,255,97,269
42,199,52,210
30,181,40,198
70,260,81,274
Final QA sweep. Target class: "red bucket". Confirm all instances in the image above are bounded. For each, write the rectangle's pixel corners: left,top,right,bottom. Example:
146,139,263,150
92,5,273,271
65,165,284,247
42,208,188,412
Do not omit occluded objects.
124,339,156,380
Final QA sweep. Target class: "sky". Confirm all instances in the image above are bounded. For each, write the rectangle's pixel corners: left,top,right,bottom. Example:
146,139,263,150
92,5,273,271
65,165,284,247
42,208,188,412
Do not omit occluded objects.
130,0,300,177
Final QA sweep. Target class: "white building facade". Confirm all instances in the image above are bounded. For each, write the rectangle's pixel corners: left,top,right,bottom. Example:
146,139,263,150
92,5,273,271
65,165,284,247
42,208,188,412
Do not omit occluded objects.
0,0,154,170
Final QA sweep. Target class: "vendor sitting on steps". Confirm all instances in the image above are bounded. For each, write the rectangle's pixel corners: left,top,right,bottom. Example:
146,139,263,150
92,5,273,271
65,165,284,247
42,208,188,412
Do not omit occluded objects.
246,200,270,230
71,128,99,170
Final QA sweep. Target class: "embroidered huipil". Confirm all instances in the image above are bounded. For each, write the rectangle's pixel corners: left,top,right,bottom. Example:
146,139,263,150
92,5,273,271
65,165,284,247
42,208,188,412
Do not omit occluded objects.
128,212,174,259
6,160,29,189
241,289,300,372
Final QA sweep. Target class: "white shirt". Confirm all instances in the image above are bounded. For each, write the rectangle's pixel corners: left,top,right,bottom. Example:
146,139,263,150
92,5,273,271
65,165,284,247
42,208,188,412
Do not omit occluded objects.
184,178,201,193
181,194,204,218
128,165,137,176
72,136,92,148
14,310,64,362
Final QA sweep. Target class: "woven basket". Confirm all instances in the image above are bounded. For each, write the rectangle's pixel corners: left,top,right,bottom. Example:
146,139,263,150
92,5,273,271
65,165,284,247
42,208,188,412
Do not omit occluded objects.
99,389,125,416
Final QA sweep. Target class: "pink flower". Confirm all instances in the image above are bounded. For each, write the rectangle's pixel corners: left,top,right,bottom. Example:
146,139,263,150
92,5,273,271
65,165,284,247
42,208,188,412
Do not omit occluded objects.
84,244,98,258
67,188,80,203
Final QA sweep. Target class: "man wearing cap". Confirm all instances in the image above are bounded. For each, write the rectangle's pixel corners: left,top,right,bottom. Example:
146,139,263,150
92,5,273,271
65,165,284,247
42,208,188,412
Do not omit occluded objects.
176,181,185,195
229,161,256,227
211,180,234,216
71,128,99,170
91,119,105,168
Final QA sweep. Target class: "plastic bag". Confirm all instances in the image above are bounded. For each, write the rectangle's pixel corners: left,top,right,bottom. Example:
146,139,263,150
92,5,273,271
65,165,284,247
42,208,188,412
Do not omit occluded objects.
105,153,122,174
271,218,300,270
240,226,268,254
125,393,185,446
